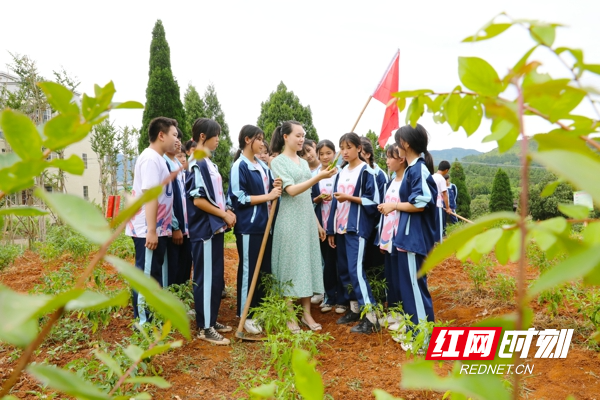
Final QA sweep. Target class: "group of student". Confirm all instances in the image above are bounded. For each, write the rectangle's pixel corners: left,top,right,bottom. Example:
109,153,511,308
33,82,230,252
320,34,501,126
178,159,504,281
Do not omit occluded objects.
126,116,459,350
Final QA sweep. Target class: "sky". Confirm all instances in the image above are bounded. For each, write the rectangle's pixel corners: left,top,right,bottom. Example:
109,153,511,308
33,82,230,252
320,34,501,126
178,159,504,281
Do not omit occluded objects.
1,0,599,153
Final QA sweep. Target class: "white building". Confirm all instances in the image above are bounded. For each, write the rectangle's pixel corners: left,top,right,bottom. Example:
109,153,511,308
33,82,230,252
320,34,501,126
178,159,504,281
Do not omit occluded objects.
0,71,102,205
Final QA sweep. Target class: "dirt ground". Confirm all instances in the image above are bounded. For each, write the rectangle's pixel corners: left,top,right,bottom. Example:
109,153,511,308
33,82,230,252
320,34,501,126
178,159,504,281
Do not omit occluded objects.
1,249,600,399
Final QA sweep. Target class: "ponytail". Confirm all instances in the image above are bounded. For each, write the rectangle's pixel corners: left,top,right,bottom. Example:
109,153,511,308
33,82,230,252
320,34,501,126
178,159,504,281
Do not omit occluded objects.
359,137,375,168
233,149,242,162
423,150,434,175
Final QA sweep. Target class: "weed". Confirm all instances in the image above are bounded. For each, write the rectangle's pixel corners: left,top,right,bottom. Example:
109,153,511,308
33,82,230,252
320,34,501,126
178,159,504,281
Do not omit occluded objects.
0,244,23,270
537,287,565,319
366,265,387,304
166,282,195,313
107,232,135,259
347,378,363,391
251,275,301,334
37,225,95,261
464,257,493,293
491,273,516,302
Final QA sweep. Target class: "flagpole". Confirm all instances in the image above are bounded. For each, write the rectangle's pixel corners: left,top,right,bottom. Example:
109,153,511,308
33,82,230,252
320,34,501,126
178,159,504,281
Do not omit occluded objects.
350,96,372,132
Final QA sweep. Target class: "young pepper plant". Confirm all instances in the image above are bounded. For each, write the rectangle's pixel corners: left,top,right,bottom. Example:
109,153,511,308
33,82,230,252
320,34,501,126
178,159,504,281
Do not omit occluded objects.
0,81,197,399
389,14,600,400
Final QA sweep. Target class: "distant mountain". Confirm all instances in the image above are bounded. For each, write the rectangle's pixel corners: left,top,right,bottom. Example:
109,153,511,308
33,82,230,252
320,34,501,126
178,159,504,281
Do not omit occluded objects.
462,140,540,167
429,148,482,165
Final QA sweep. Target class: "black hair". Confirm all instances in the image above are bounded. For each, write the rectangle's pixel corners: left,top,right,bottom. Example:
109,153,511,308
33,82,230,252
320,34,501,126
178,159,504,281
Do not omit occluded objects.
148,117,177,143
316,139,335,155
394,124,434,174
438,160,451,172
386,143,408,173
339,132,367,168
234,124,264,161
192,118,221,145
443,174,450,180
184,139,197,153
175,127,183,140
269,120,302,154
359,137,375,168
299,139,316,157
262,140,270,153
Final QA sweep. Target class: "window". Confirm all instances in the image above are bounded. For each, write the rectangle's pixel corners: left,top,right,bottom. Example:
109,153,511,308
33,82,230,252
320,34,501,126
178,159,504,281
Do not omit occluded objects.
82,153,88,169
1,148,5,153
42,108,53,122
44,185,53,193
83,186,89,200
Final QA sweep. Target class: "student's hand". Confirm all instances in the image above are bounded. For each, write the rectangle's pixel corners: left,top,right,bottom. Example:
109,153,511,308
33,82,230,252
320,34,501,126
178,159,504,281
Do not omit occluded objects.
273,178,282,188
172,229,183,245
269,186,282,200
145,231,158,250
224,210,236,228
318,167,337,180
313,196,323,204
380,249,386,254
333,192,350,203
446,207,452,214
321,194,332,202
318,224,326,242
327,235,336,249
378,203,397,216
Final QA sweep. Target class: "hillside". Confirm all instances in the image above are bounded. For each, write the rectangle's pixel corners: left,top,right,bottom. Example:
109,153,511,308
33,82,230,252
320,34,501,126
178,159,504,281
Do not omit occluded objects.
430,148,482,165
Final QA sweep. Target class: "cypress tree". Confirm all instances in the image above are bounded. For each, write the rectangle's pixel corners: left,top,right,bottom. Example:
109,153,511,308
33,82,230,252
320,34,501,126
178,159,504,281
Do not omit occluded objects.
450,160,471,219
489,168,514,212
203,84,233,190
257,81,319,142
138,20,187,153
183,83,206,142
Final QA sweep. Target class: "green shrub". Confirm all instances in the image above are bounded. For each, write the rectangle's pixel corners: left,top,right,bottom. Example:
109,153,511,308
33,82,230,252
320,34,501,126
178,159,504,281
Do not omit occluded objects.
491,273,516,302
38,225,95,261
107,232,135,259
0,244,23,270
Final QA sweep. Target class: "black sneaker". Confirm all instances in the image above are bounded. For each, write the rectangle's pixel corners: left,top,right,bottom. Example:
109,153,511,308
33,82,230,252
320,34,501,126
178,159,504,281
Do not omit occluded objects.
199,327,231,345
336,310,360,325
350,317,381,334
214,321,232,333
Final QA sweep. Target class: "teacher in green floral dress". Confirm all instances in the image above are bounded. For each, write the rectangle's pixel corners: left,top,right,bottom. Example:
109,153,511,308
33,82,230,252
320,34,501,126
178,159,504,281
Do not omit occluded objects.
270,121,338,332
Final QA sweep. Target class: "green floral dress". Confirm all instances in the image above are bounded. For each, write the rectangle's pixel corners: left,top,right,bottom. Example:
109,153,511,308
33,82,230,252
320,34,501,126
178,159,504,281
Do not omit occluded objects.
270,155,324,298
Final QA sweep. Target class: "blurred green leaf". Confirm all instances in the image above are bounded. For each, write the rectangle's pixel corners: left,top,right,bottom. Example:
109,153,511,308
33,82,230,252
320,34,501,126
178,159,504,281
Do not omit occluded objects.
111,101,144,109
43,113,92,150
125,376,171,389
65,290,129,311
0,152,19,169
402,360,510,400
27,364,109,400
530,25,556,46
38,82,77,114
540,180,561,197
392,89,434,98
422,212,517,275
0,109,42,160
406,96,425,127
105,256,191,339
558,204,590,220
93,350,123,377
474,228,503,254
458,96,483,135
583,64,600,75
35,189,111,245
531,150,600,209
0,159,46,194
462,23,512,42
442,94,462,131
530,246,600,297
124,344,144,363
49,154,85,175
548,87,586,122
495,230,513,265
292,349,324,400
139,340,182,359
534,130,593,157
475,307,534,330
458,57,504,97
583,222,600,247
249,383,277,399
507,228,521,262
110,186,162,228
373,389,403,400
0,206,47,217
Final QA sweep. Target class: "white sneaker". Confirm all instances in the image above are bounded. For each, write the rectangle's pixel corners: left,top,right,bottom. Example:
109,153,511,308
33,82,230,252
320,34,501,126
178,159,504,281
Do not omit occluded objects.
378,313,398,326
321,303,333,313
399,340,425,355
244,319,263,335
311,294,324,304
335,305,347,314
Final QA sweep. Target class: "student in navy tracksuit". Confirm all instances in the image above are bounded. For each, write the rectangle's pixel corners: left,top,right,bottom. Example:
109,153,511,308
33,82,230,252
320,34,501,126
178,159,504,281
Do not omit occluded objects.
327,133,381,334
376,144,407,331
311,140,344,314
392,124,437,351
359,137,388,284
186,118,235,345
229,125,282,335
164,127,192,286
446,174,458,224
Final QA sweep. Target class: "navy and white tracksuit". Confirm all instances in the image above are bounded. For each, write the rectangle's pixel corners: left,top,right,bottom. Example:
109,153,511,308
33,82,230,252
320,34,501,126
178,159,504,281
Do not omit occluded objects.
165,156,192,286
326,164,380,309
228,155,275,318
186,158,228,330
311,171,343,306
448,183,458,224
364,165,389,274
393,155,438,326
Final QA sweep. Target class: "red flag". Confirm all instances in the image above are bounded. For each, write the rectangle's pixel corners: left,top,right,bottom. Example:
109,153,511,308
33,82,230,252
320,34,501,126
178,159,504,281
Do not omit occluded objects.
372,50,400,148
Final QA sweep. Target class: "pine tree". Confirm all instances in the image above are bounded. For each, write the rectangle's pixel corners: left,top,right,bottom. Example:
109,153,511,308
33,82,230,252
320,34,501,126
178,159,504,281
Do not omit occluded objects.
489,168,514,212
138,20,187,153
450,160,471,218
257,81,319,142
183,83,206,142
203,84,233,190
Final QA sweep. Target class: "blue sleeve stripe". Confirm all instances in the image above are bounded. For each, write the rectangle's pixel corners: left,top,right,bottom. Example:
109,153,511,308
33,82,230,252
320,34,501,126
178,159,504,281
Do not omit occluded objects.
230,162,251,204
413,164,432,208
189,166,205,198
